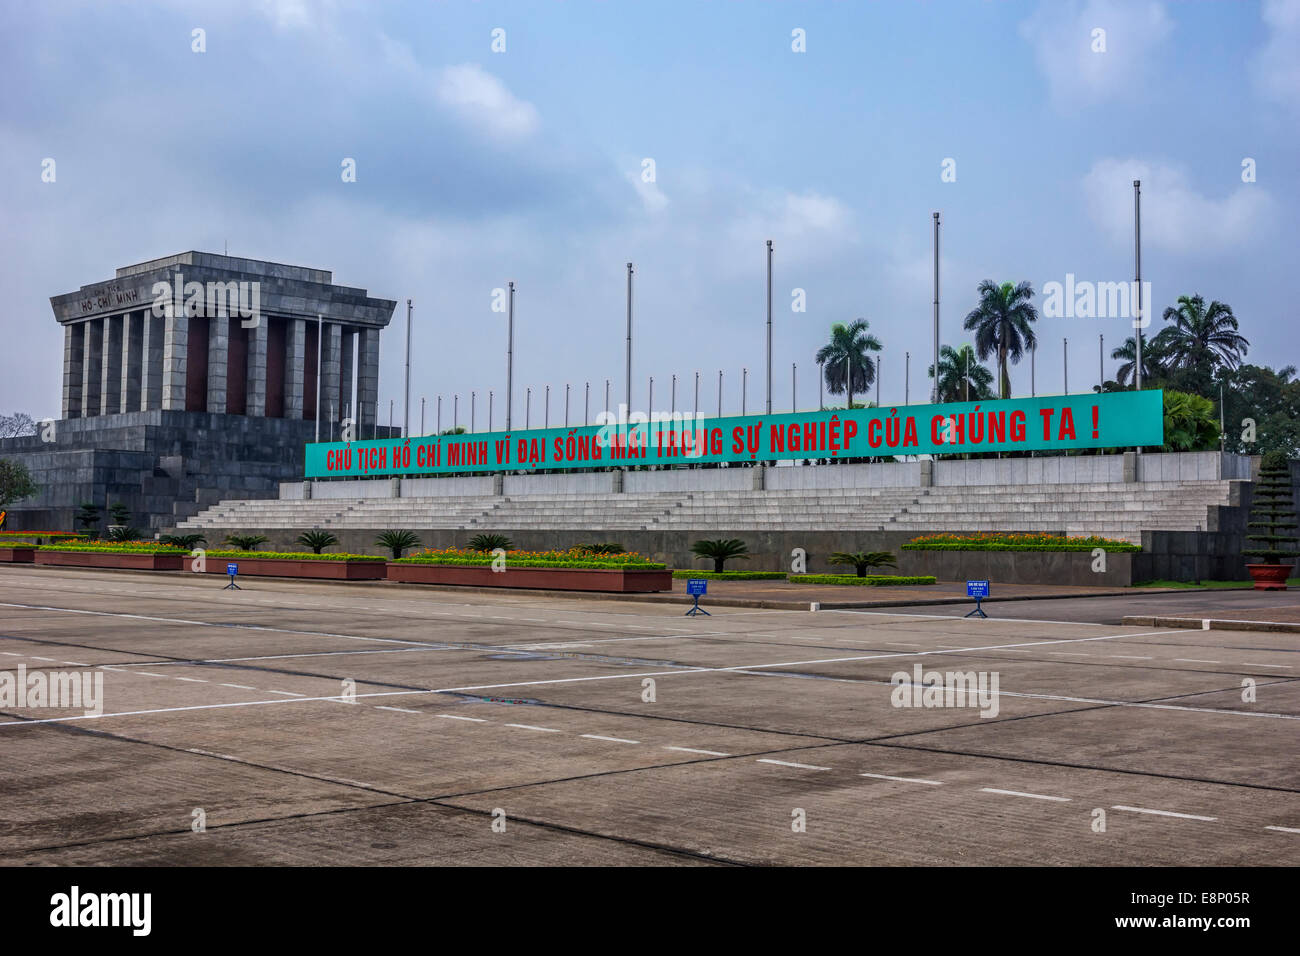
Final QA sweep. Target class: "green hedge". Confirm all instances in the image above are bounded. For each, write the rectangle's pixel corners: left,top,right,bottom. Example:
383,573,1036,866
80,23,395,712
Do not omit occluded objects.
0,541,36,548
206,550,386,562
395,555,665,570
671,570,788,580
788,574,937,586
901,542,1139,552
37,544,184,554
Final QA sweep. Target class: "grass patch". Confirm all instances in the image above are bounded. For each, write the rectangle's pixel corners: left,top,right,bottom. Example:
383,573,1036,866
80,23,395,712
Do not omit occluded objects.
395,547,664,570
788,574,937,586
36,543,185,554
671,570,788,580
206,550,386,562
903,532,1139,552
0,530,83,539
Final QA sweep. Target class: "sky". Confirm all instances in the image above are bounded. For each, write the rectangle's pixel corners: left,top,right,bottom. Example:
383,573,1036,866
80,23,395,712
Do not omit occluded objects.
2,0,1296,426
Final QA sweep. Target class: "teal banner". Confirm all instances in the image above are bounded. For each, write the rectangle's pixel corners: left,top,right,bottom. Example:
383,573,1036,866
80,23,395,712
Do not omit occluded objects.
305,390,1164,478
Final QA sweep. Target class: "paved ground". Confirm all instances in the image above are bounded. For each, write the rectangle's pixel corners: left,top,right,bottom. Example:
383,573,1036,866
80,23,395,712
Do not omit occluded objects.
1,564,1297,866
896,589,1300,626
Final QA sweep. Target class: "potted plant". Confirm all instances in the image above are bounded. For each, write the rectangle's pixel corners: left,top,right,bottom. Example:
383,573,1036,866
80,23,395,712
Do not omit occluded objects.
1242,451,1298,590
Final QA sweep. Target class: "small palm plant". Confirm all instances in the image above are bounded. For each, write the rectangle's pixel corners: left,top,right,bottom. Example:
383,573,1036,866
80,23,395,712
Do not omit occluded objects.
224,533,268,552
377,529,421,559
575,542,625,555
160,533,207,549
296,529,339,554
691,538,750,573
468,533,513,552
827,550,898,578
104,525,143,542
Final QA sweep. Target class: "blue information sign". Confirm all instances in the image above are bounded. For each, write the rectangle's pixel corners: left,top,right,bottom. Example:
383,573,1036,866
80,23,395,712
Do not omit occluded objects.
966,580,989,599
686,578,708,596
227,563,239,576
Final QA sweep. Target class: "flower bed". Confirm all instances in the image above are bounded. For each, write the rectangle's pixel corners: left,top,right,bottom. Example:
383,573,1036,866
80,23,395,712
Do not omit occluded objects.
671,570,787,580
0,543,36,563
392,549,668,592
788,574,937,586
398,547,666,569
902,532,1139,552
0,530,84,546
200,551,387,580
35,543,185,571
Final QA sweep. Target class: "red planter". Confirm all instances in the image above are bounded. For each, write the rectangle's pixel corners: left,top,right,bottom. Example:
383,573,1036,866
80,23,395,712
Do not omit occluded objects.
0,547,36,564
35,550,184,571
202,557,387,580
1246,563,1292,591
388,563,672,593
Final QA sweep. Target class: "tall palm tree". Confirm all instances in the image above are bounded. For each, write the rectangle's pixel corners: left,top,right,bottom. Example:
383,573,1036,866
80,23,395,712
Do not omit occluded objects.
1158,294,1249,380
928,344,995,403
815,319,881,409
962,280,1039,399
1110,334,1170,388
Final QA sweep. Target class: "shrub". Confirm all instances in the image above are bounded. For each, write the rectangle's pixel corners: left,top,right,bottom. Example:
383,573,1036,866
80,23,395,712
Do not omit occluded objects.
789,574,936,586
296,529,339,554
0,459,38,509
224,533,269,551
206,550,385,562
574,542,625,555
690,538,750,573
827,550,897,578
902,532,1139,552
160,533,206,549
396,547,663,569
107,502,131,526
75,502,103,539
1243,450,1299,565
670,570,787,580
376,529,421,559
104,525,144,542
467,533,513,552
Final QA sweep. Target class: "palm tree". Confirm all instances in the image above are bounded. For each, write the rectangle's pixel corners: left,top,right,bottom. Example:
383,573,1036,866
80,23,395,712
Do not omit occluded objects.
467,533,512,552
827,550,897,578
962,280,1039,399
815,319,881,409
376,529,421,559
224,533,268,552
928,344,995,403
690,538,750,573
296,529,339,554
1111,336,1164,388
1158,295,1249,381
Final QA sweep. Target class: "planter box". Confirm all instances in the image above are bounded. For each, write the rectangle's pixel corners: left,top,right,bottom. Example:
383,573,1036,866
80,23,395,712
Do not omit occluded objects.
1246,563,1291,591
0,547,36,564
202,557,387,580
388,563,672,593
35,550,184,571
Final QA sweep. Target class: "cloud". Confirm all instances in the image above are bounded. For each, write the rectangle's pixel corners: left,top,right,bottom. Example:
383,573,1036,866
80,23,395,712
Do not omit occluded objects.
1081,158,1271,255
435,64,541,140
1251,0,1300,109
1019,0,1173,107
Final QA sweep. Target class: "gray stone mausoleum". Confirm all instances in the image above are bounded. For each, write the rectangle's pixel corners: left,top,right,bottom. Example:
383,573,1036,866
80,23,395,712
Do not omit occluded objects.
1,252,396,532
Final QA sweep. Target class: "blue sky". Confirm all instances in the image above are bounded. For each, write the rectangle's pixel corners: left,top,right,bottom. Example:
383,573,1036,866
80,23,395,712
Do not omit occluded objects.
3,0,1296,424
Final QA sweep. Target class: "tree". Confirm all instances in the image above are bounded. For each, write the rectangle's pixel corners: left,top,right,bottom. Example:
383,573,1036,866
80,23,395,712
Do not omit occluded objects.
224,533,268,551
1161,390,1220,452
0,459,38,509
75,502,103,538
816,319,881,410
1242,451,1299,571
690,538,750,573
296,529,338,553
928,344,995,403
0,413,38,439
827,550,897,578
467,533,512,552
1157,294,1249,386
160,533,206,549
1217,364,1300,457
108,502,131,526
1111,334,1169,388
376,529,421,559
962,280,1039,399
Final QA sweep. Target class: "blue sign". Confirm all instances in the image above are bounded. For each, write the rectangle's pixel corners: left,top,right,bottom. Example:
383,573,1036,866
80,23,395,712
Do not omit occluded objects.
686,578,708,596
966,580,989,599
226,563,239,576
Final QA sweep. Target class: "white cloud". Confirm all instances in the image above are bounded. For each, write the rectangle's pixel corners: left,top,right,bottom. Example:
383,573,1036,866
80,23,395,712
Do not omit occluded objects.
727,190,853,246
435,64,541,140
1019,0,1173,107
1081,158,1271,255
1251,0,1300,109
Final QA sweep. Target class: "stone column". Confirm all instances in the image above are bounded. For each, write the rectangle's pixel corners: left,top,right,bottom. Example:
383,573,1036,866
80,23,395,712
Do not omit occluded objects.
121,311,143,413
100,314,123,416
320,322,342,440
357,326,380,435
81,318,103,418
246,316,268,417
62,323,85,419
339,327,356,427
207,312,230,413
161,309,189,411
284,317,306,419
141,310,164,410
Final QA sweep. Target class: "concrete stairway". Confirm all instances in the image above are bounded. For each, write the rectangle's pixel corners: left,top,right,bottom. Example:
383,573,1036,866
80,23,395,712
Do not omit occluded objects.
179,478,1237,544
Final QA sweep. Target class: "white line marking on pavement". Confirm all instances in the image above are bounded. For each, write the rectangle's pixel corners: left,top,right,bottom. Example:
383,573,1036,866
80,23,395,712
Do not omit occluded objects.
981,787,1071,802
30,657,55,662
137,672,167,678
175,677,207,683
1175,659,1220,664
506,723,562,733
1111,655,1153,660
220,683,255,690
665,746,731,757
268,690,305,697
757,758,830,771
580,734,639,744
62,661,89,666
859,772,943,786
1112,805,1217,821
375,706,420,714
435,714,486,722
1265,825,1300,835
